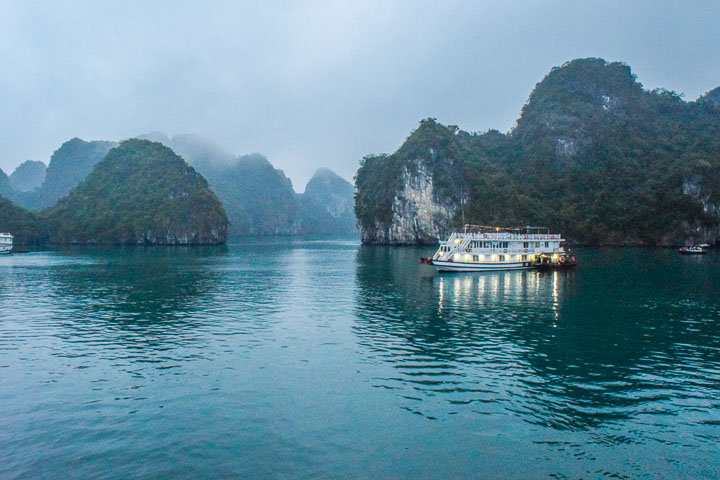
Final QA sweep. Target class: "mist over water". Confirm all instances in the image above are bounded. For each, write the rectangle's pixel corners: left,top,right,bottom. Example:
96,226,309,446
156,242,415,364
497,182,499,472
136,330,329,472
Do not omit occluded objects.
1,240,719,478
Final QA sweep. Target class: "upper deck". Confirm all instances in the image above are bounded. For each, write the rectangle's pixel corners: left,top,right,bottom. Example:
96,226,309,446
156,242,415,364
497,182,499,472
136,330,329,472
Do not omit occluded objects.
445,225,563,242
433,225,566,262
0,233,13,250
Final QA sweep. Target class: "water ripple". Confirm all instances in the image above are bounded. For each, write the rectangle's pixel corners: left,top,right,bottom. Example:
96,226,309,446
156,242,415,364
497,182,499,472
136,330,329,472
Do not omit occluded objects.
1,244,719,478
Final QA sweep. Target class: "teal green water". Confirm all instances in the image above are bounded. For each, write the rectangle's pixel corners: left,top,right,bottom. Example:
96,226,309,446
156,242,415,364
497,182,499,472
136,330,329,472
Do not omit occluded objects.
1,239,719,478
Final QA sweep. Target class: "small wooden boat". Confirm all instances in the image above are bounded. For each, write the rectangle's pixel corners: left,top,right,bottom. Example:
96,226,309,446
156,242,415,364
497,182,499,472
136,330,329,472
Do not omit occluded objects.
679,246,706,255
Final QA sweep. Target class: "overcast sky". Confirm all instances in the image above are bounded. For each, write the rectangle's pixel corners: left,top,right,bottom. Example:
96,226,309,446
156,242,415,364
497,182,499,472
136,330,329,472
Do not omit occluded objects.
1,1,719,191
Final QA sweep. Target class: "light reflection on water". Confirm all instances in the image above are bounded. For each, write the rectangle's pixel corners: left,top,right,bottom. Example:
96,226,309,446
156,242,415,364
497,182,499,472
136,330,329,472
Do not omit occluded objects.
1,240,719,478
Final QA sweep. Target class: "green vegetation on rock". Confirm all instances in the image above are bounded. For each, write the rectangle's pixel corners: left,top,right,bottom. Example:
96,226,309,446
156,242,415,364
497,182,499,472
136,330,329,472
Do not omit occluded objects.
45,139,228,245
0,196,47,245
0,169,11,198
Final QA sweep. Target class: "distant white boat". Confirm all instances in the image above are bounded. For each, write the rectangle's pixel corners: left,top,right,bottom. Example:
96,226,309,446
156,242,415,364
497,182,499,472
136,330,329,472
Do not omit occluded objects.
0,233,13,254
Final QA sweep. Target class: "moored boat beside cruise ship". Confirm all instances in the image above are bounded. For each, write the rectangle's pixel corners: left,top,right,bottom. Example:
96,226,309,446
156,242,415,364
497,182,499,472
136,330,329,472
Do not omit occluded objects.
0,233,14,254
421,225,573,272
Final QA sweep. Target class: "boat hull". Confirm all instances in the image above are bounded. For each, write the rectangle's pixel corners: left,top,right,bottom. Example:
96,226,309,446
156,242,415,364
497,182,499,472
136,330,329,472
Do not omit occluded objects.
535,262,577,271
0,245,12,254
422,258,534,272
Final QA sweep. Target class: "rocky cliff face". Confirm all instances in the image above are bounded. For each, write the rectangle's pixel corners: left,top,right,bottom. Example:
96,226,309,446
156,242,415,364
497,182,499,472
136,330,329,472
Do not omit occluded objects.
360,161,457,244
355,58,720,246
681,176,720,245
356,118,469,244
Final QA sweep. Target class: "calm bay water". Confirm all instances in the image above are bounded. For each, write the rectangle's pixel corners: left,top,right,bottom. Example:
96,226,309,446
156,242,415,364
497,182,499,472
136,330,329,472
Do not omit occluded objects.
1,238,719,478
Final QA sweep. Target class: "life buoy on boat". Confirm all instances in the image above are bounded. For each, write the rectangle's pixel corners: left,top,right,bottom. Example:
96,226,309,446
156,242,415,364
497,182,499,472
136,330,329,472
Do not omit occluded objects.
503,249,507,253
524,235,528,239
483,234,487,239
524,248,528,253
465,248,471,252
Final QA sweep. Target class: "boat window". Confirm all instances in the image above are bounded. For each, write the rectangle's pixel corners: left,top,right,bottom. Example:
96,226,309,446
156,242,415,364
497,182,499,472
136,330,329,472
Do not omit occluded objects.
499,255,505,262
472,255,478,262
545,242,549,247
521,255,527,261
523,242,528,248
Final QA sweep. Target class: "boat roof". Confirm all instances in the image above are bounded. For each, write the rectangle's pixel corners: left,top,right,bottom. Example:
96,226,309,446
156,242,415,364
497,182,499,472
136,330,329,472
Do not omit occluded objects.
463,225,550,234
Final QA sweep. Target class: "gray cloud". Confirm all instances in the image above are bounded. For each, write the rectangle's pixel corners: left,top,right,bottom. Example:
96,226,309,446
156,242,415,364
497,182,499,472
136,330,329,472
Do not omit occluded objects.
1,0,719,191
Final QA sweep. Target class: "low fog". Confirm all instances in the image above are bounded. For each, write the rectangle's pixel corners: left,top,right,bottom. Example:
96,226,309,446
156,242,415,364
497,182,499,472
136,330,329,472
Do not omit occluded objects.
1,0,719,190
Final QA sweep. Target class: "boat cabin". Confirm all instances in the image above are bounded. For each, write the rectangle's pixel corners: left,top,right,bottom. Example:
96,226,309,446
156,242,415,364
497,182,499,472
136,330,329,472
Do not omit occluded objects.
432,226,564,265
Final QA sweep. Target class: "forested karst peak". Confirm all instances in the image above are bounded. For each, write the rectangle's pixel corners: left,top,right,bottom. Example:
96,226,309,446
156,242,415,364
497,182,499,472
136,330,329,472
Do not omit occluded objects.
45,139,227,245
356,58,720,246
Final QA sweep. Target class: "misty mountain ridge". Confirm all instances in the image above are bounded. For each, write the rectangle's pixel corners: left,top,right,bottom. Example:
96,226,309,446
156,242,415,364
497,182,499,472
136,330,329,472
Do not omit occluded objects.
3,138,117,210
9,160,47,192
0,139,228,245
300,168,357,234
1,132,357,241
136,133,357,235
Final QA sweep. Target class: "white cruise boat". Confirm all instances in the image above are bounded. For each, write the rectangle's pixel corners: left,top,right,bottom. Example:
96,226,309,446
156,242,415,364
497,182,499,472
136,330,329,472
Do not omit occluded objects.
421,225,567,272
0,233,13,254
